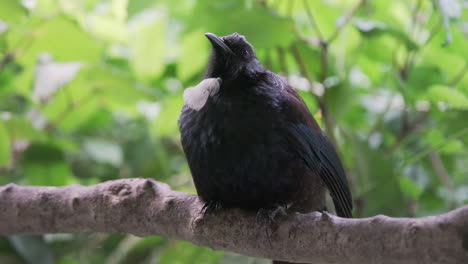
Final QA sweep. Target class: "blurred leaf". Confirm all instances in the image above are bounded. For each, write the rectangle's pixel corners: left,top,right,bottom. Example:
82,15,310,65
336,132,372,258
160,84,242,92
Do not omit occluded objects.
350,136,406,216
22,143,74,186
188,1,296,49
354,19,418,51
130,16,167,80
83,138,123,166
90,67,150,112
57,259,79,264
293,41,321,79
33,55,82,101
152,94,183,136
127,0,155,17
425,129,444,146
398,176,423,199
0,121,11,167
439,139,463,154
0,0,28,23
407,66,445,93
158,241,223,264
437,0,462,45
221,253,270,264
121,236,166,264
325,81,356,121
426,85,468,109
24,160,73,186
9,15,102,65
41,65,148,132
3,116,46,141
88,15,127,43
8,235,54,264
177,30,210,81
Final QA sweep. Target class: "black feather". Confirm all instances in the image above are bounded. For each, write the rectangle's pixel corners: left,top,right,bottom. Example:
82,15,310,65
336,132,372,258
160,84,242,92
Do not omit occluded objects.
286,124,353,218
179,32,353,264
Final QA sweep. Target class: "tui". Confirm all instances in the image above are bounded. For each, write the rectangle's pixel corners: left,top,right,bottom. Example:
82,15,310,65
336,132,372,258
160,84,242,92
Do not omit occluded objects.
179,33,353,264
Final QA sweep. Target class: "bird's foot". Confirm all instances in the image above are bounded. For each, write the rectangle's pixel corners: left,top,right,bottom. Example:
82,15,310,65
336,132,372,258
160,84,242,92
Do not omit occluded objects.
256,206,288,225
256,205,289,246
200,200,223,216
317,205,328,213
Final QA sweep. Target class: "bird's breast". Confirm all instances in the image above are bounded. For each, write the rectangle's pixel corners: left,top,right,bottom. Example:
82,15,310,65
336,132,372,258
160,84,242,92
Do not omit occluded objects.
179,96,307,209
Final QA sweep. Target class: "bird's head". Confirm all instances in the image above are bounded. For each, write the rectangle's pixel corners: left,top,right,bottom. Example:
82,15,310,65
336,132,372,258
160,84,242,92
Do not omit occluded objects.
204,32,262,80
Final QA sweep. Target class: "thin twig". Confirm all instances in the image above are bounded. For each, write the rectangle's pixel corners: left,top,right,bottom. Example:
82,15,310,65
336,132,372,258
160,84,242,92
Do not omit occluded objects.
400,0,424,76
290,44,313,81
449,62,468,87
276,46,288,74
46,88,97,132
319,44,329,82
409,0,424,35
387,111,428,154
290,43,338,148
0,53,15,74
427,151,453,189
327,0,367,43
424,19,443,46
400,126,468,169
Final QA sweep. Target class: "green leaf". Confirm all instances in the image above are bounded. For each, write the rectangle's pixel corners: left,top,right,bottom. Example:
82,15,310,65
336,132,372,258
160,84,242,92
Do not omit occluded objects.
120,236,166,263
8,16,103,66
292,41,321,79
354,19,418,51
83,138,123,166
221,253,271,264
187,1,296,49
177,29,210,81
33,58,82,101
127,0,154,17
0,121,11,167
22,144,74,186
0,0,28,23
8,235,54,264
439,140,464,154
3,117,46,141
436,0,462,45
350,136,406,216
426,85,468,109
41,65,148,132
88,15,127,43
129,17,167,80
152,94,184,137
398,176,423,199
408,66,445,92
158,241,223,264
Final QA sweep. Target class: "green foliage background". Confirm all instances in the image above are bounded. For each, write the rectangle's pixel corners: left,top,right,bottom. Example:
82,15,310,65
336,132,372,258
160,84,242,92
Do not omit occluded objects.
0,0,467,263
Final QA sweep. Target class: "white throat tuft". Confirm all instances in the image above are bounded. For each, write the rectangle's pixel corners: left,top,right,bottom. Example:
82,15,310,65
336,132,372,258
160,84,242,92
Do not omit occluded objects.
183,78,221,111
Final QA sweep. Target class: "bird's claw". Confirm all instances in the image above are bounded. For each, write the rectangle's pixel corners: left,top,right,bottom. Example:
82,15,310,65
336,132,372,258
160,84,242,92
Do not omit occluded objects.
256,205,289,246
200,200,223,216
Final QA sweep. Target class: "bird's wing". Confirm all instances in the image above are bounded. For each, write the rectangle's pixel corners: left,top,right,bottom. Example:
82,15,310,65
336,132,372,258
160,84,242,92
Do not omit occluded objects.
286,123,353,218
280,83,353,218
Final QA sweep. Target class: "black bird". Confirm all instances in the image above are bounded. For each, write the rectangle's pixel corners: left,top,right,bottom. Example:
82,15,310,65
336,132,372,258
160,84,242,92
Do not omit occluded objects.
179,33,353,263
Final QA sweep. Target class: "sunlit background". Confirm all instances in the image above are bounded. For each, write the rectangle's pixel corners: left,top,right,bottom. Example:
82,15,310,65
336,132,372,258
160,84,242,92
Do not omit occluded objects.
0,0,467,263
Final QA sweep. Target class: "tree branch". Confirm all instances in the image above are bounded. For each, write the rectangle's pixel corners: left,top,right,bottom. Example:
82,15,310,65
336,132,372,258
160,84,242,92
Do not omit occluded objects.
327,0,367,43
302,0,324,40
0,179,467,264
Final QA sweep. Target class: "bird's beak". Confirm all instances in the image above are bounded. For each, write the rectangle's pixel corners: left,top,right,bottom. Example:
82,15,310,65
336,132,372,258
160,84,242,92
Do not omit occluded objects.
205,33,234,56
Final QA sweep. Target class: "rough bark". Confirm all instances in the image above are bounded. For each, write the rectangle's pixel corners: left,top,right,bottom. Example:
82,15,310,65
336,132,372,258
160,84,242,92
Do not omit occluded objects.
0,178,467,264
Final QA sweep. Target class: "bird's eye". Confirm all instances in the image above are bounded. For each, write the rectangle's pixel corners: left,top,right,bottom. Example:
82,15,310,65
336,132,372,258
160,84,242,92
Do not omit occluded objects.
243,50,250,57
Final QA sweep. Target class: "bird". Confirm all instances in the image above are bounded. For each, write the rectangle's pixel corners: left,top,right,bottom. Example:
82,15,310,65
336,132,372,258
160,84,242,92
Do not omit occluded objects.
179,32,353,264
